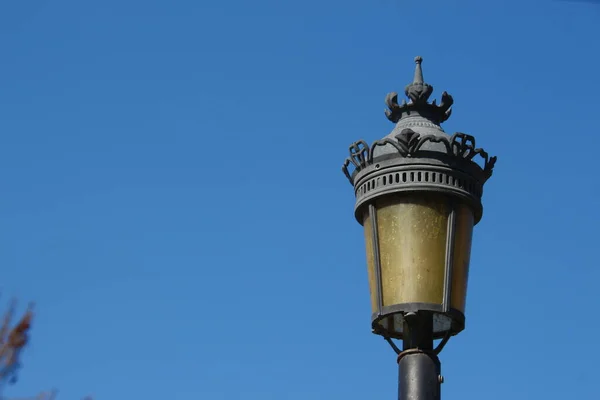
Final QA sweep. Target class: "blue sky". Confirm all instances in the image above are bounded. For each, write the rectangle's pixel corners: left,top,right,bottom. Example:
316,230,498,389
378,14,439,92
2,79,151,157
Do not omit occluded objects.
0,0,599,399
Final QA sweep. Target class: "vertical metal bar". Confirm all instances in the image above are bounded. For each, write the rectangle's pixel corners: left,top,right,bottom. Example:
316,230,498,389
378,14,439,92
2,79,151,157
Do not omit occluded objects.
403,312,434,350
399,313,438,400
442,205,457,313
369,203,384,316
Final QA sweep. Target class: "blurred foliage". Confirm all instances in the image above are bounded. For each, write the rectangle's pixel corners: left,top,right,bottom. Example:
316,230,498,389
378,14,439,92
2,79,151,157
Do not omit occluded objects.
0,301,91,400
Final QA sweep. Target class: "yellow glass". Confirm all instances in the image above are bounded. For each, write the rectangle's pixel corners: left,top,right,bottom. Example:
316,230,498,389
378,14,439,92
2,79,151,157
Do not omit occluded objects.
362,193,475,315
450,203,474,313
363,211,378,312
375,193,450,307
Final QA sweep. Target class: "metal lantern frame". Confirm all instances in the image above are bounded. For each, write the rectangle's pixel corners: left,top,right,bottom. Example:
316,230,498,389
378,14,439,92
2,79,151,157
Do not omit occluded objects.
342,57,497,349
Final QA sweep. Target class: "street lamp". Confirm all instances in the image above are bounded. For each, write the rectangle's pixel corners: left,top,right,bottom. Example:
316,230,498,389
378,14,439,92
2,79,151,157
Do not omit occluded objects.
342,56,496,400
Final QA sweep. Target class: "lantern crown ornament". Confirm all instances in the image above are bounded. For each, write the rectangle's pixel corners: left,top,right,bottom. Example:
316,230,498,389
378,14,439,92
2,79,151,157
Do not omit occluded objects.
385,56,451,125
342,57,496,343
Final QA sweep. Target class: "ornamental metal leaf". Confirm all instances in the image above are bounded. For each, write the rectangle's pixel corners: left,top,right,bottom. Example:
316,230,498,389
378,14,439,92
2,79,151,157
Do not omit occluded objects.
394,128,420,153
384,92,406,123
439,91,454,121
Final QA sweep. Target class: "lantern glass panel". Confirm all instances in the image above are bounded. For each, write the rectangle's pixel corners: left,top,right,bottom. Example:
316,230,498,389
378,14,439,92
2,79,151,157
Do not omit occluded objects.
362,192,476,321
450,203,474,313
375,193,449,307
363,211,378,312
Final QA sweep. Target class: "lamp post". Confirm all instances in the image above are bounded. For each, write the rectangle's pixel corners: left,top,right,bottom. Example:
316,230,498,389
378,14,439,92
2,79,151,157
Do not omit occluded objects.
342,57,496,400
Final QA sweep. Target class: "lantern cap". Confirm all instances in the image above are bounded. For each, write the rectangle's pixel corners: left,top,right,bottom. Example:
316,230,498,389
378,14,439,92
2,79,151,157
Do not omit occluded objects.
341,56,497,224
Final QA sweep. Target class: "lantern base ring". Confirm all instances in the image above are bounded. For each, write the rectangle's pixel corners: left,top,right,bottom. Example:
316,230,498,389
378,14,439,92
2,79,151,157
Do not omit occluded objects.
371,303,465,340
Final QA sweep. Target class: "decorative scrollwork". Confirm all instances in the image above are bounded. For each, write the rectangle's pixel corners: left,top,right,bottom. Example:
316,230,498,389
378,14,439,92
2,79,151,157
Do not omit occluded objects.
342,140,369,183
368,129,452,161
450,133,497,180
341,128,497,185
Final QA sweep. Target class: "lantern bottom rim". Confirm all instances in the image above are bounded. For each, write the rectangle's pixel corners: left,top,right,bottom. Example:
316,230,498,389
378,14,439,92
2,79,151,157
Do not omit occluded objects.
371,303,465,340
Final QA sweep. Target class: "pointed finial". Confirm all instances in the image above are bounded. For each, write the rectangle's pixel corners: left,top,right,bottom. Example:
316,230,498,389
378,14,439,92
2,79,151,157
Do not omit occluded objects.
413,56,424,84
404,56,432,105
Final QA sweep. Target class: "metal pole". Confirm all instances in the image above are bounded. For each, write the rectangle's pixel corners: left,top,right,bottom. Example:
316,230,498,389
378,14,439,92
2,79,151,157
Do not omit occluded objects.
398,312,441,400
